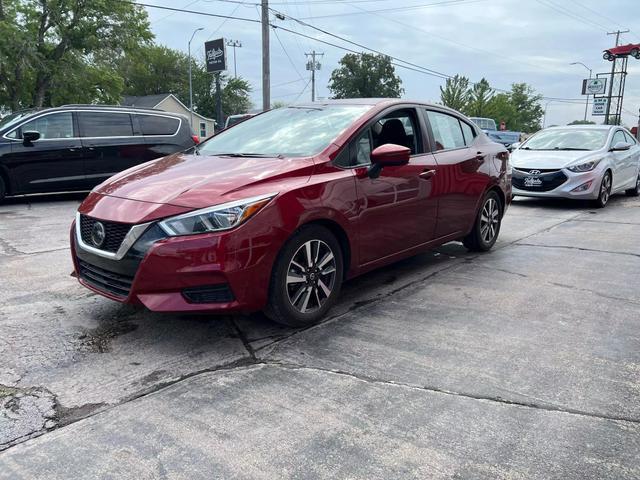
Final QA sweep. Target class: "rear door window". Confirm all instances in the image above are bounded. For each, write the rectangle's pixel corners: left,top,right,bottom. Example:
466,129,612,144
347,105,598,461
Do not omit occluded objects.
425,110,467,151
460,121,477,145
78,112,134,137
138,114,180,136
12,112,74,139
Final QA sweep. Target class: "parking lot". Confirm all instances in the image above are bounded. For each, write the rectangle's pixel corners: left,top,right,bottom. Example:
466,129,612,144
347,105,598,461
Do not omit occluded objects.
0,191,639,479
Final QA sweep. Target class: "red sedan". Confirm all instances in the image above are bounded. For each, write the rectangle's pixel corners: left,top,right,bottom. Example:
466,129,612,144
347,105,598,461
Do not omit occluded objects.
71,99,510,326
603,43,640,61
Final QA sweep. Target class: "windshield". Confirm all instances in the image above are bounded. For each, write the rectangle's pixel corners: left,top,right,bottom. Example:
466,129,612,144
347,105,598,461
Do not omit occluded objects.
470,117,497,131
199,105,372,157
522,129,608,151
0,110,34,131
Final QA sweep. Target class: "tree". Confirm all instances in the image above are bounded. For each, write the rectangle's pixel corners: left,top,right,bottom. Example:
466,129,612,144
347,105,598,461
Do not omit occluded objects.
0,0,152,109
439,75,470,112
466,78,493,117
193,74,252,121
118,45,191,100
328,53,403,99
568,120,595,125
508,83,544,132
271,100,288,109
485,93,517,129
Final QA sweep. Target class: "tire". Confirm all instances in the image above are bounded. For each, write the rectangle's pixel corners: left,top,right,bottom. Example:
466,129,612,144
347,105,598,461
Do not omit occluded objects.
265,225,344,327
625,172,640,197
631,48,639,59
593,171,612,208
463,190,502,252
0,176,6,203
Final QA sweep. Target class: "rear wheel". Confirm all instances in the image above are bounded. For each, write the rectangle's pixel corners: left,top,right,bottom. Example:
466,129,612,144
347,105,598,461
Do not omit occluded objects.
631,48,640,59
265,225,343,327
625,172,640,197
593,171,612,208
463,191,502,252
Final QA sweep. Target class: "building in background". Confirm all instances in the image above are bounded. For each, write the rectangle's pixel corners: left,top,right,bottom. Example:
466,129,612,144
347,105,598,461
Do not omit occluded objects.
121,94,215,140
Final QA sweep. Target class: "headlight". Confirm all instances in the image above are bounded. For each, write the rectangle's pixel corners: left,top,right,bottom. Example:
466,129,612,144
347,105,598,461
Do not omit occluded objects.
159,193,277,236
567,158,602,173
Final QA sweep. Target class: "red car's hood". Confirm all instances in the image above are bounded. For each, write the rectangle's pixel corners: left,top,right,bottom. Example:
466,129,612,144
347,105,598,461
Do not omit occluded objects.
95,153,314,209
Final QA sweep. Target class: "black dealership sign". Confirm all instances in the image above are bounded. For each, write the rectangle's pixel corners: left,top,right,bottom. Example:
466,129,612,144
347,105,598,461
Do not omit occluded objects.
205,38,226,73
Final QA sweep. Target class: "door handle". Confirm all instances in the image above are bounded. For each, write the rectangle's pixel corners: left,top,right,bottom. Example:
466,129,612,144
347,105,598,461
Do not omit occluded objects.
475,152,487,161
419,169,436,179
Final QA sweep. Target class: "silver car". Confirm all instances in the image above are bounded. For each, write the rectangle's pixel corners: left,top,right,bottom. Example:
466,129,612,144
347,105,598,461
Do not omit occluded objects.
510,125,640,207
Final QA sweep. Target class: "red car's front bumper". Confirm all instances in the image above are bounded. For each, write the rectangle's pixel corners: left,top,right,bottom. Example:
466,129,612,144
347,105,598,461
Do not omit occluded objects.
71,215,283,314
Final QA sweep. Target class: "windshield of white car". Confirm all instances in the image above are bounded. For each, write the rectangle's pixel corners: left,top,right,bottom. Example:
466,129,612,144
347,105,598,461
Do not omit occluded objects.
522,129,608,151
198,105,372,157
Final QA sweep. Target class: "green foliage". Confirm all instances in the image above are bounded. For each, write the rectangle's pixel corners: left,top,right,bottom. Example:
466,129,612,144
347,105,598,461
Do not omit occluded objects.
192,74,252,121
271,100,288,109
0,0,152,109
567,120,596,125
439,75,470,112
466,78,493,117
328,53,403,99
118,45,191,99
439,76,543,133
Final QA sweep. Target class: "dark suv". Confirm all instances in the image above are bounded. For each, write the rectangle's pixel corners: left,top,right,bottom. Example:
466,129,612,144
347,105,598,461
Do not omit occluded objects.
0,105,198,201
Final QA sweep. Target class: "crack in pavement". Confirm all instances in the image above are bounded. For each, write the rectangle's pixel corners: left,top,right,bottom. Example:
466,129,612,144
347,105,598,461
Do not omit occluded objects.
515,243,640,259
259,362,640,425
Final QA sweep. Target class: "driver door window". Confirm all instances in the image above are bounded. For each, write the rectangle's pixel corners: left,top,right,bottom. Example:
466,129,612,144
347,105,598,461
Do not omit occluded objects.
13,113,75,139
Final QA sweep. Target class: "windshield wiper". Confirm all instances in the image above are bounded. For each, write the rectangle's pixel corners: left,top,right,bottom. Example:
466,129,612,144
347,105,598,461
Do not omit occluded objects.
213,152,273,157
553,147,589,151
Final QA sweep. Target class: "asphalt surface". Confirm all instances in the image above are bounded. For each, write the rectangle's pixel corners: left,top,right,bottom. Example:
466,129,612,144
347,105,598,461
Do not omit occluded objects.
0,191,639,479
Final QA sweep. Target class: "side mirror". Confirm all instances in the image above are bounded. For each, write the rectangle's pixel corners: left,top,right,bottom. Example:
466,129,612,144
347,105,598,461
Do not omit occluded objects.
509,142,521,152
23,130,41,145
368,143,411,179
610,141,631,152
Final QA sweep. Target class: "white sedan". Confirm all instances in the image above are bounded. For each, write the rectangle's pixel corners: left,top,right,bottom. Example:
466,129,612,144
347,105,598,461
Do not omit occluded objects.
510,125,640,207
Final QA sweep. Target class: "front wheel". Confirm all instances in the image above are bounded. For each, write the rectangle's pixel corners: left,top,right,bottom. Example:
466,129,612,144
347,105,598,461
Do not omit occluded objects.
625,173,640,197
593,171,612,208
463,191,502,252
631,48,640,59
265,225,343,327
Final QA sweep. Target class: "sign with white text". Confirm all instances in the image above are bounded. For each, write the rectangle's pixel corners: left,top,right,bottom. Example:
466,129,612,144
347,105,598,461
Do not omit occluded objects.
592,97,608,116
205,38,226,73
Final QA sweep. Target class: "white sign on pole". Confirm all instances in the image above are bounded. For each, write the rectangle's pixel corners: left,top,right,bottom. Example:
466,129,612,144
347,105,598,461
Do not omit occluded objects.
582,78,606,95
592,97,608,116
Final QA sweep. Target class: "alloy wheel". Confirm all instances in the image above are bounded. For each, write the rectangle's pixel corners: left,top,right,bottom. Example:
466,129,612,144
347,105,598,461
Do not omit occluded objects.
480,197,500,244
286,239,337,314
600,173,612,206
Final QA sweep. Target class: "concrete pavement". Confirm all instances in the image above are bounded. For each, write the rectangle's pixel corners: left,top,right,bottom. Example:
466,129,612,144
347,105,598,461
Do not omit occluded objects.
1,192,639,478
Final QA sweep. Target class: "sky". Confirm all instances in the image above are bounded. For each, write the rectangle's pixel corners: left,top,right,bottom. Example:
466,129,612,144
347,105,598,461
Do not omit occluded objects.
144,0,640,128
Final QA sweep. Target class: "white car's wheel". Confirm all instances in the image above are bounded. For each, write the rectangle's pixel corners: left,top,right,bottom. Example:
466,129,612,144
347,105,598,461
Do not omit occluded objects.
594,171,612,208
625,172,640,197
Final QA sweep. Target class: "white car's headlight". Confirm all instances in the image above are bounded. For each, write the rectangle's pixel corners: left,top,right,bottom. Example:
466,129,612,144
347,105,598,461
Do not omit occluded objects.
567,158,602,173
159,193,277,236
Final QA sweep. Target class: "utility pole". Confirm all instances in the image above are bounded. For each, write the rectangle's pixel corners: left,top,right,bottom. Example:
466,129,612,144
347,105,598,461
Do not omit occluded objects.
215,73,223,130
261,0,270,111
605,29,629,124
226,39,242,78
305,51,323,102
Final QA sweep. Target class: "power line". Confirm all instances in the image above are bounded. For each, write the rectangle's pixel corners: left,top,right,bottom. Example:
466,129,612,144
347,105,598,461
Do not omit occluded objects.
534,0,610,32
131,1,588,104
272,26,306,81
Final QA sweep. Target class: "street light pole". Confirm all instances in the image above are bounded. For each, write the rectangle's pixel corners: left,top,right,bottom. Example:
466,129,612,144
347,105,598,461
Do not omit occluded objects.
570,62,592,122
188,27,204,127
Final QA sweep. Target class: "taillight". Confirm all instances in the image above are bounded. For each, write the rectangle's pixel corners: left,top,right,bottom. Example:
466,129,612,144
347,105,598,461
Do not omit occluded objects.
192,135,200,144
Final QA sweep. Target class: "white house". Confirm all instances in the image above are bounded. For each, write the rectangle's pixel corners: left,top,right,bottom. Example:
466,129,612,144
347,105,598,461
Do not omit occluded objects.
121,93,216,140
